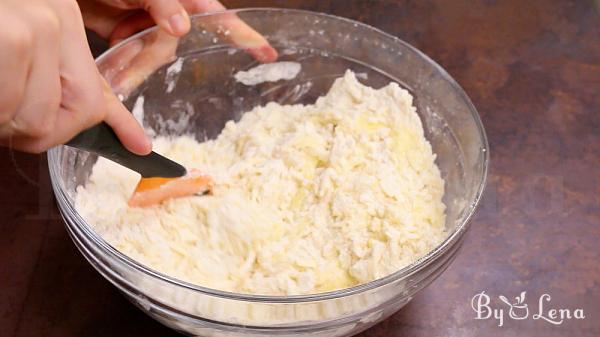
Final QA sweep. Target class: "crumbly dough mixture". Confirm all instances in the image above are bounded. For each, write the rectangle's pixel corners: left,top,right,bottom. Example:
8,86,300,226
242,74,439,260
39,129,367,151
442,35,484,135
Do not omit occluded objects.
76,70,446,295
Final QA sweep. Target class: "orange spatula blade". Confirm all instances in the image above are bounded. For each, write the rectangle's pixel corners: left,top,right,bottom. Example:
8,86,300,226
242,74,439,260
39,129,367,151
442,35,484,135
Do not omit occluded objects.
128,171,213,207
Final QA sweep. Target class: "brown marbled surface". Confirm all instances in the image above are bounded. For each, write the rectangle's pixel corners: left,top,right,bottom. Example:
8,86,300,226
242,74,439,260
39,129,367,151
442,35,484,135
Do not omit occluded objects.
1,0,599,336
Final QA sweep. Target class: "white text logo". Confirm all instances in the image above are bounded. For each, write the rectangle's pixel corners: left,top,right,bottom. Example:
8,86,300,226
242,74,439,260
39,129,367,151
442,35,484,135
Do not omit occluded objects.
471,291,585,327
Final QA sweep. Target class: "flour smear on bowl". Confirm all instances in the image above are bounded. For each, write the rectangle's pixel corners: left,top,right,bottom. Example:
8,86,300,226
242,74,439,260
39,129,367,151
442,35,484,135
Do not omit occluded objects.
75,70,447,296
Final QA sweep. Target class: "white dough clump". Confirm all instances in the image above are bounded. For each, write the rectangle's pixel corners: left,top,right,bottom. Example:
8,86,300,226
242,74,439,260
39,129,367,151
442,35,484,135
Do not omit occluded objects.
76,70,446,296
165,57,184,93
234,61,301,85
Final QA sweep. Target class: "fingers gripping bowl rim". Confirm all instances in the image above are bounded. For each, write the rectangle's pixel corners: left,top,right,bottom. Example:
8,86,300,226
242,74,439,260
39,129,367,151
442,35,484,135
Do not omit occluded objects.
48,8,489,336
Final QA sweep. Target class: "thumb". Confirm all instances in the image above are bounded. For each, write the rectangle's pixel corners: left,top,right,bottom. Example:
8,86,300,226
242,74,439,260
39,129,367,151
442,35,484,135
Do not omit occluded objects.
138,0,191,36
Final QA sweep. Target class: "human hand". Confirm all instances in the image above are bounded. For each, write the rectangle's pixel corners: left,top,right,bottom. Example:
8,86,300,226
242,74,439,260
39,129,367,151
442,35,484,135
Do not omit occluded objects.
0,0,151,154
79,0,277,57
84,0,278,96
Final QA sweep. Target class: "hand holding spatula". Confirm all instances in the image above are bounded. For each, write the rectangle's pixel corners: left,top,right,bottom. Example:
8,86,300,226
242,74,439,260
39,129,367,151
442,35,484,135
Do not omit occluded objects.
66,122,212,207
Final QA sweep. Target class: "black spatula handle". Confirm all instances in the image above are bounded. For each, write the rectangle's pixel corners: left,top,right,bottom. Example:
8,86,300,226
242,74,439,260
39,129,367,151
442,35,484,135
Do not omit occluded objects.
66,122,186,178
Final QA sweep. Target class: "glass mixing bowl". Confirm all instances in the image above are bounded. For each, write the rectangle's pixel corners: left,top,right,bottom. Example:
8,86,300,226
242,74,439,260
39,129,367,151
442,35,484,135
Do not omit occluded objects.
48,8,488,337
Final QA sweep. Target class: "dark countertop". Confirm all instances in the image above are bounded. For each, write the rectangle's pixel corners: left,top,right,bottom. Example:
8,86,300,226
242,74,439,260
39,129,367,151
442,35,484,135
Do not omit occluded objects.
1,1,599,336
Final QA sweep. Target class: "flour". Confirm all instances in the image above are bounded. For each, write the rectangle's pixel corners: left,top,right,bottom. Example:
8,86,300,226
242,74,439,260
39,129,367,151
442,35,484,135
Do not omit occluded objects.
165,57,184,93
234,61,301,85
76,70,446,296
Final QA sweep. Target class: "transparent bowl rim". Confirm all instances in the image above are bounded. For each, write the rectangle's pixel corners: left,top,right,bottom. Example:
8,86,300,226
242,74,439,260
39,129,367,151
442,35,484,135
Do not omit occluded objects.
48,7,489,303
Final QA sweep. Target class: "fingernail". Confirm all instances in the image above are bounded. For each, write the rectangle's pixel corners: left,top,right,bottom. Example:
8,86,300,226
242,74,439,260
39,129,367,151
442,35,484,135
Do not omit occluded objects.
135,135,153,155
248,45,279,63
168,11,190,35
142,136,153,154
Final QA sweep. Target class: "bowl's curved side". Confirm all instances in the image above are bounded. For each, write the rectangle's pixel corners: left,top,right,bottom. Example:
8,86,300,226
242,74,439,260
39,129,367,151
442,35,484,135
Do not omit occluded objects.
55,186,469,335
